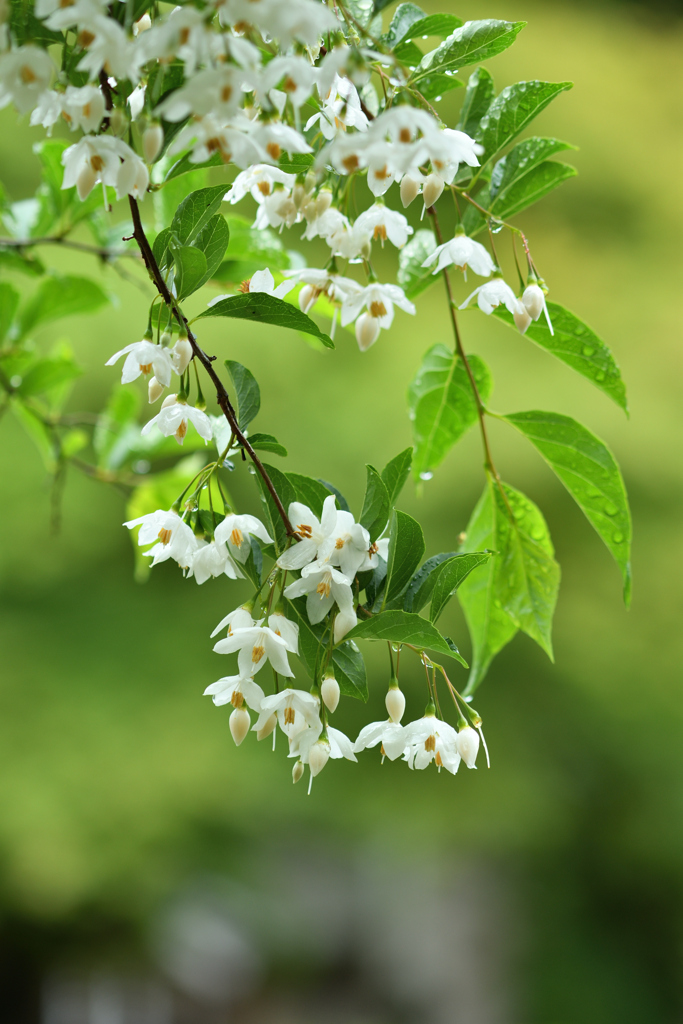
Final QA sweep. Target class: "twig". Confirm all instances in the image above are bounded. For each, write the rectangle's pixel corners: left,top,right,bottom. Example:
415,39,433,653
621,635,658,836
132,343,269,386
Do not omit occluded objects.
127,196,296,538
0,236,139,260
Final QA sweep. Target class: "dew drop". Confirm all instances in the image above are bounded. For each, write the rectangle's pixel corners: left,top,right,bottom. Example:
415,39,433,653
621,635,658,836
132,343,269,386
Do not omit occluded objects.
613,532,624,543
530,526,544,540
582,345,594,356
595,371,606,382
247,464,256,475
603,501,618,516
419,471,433,481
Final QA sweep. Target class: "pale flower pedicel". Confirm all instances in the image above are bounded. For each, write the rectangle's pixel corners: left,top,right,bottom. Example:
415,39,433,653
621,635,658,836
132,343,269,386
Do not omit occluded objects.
3,0,627,795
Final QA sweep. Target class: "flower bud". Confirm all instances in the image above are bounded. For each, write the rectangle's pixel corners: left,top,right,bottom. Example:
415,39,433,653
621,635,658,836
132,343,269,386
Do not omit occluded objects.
148,375,165,403
400,174,421,208
355,312,380,352
142,124,163,164
161,393,179,409
292,760,304,784
256,712,277,741
314,190,333,217
109,107,128,136
523,283,545,320
308,740,330,778
134,12,151,33
385,684,405,724
172,336,192,375
229,706,250,746
293,183,307,208
456,726,480,768
299,283,318,314
76,161,97,201
513,307,531,334
321,674,340,713
160,331,172,347
422,173,444,210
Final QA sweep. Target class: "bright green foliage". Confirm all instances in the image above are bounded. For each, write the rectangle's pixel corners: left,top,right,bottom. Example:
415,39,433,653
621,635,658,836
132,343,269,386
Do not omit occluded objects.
397,230,438,300
346,610,466,665
196,293,334,348
413,19,526,79
225,360,260,430
360,465,391,543
429,552,493,623
380,447,413,508
384,510,426,605
476,81,573,165
286,598,369,701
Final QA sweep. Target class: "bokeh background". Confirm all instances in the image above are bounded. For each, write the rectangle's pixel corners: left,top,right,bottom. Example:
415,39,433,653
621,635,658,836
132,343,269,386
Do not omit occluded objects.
0,0,682,1020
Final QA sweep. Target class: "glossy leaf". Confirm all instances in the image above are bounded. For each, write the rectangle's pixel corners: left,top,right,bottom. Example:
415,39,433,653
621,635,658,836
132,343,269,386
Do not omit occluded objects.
490,136,577,201
418,73,464,102
19,275,109,335
318,479,350,513
414,19,525,79
245,433,287,457
381,447,413,508
408,345,493,480
152,227,173,270
397,229,438,300
346,610,467,665
457,483,518,692
493,302,627,412
496,161,577,219
164,152,223,182
170,185,226,246
285,597,368,700
503,410,632,602
286,473,332,518
254,462,296,555
384,510,425,605
476,80,573,164
360,465,391,543
193,214,230,286
429,551,492,622
403,552,457,613
225,360,260,430
241,536,263,590
172,244,207,300
457,66,495,137
405,13,463,39
196,293,334,348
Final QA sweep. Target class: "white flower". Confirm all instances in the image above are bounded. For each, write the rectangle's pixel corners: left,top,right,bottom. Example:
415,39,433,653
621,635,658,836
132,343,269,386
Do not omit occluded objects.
62,84,105,132
293,725,357,791
456,726,480,768
186,538,243,584
419,127,482,183
402,712,461,774
105,339,173,388
221,0,338,48
354,204,413,249
341,282,415,332
214,512,273,563
357,537,389,572
313,509,370,580
210,603,256,639
0,46,54,114
141,395,214,446
203,674,265,710
306,73,368,140
213,622,295,678
282,267,357,314
156,65,250,122
460,276,525,316
261,55,317,110
243,268,295,300
29,89,63,132
251,121,311,163
225,164,296,205
385,684,406,724
267,612,299,654
252,687,321,740
422,232,495,278
169,114,267,169
62,135,148,201
276,495,338,571
352,719,407,759
522,282,554,335
283,564,356,641
124,509,197,569
75,15,138,81
135,6,213,75
41,0,107,29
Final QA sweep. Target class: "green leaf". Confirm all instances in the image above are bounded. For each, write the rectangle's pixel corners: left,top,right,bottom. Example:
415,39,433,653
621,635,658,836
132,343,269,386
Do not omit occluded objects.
318,479,350,513
490,136,576,201
0,282,20,342
457,67,495,137
171,244,208,300
417,73,464,102
285,597,368,701
19,275,109,335
164,152,223,182
225,360,260,429
394,40,424,66
286,473,332,518
152,227,173,270
170,185,226,246
10,398,56,471
397,229,438,300
360,464,391,543
493,161,577,220
503,410,632,602
403,552,457,613
405,13,463,38
476,81,573,165
245,432,287,457
381,447,413,508
495,481,560,658
493,302,628,412
408,345,493,480
193,214,230,286
413,19,525,79
16,356,82,397
277,153,314,175
383,3,425,47
241,536,263,589
384,510,425,605
345,610,467,666
253,462,296,555
196,293,334,348
429,552,492,622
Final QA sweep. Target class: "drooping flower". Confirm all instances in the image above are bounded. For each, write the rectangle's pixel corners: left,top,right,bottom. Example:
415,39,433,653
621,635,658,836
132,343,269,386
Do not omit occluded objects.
124,509,197,569
522,281,554,335
214,512,273,563
186,539,244,584
352,719,407,759
252,687,321,740
210,603,256,640
402,710,461,774
312,509,370,581
456,726,480,768
354,204,413,249
141,395,214,446
459,276,525,317
203,674,265,711
213,621,295,678
0,45,54,114
225,164,296,205
267,612,299,655
276,495,338,571
293,725,357,792
283,564,355,639
105,339,173,388
422,232,495,278
62,135,148,201
340,282,416,351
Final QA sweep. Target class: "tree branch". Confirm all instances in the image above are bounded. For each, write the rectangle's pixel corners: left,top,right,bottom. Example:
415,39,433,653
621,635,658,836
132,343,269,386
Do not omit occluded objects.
0,236,139,260
127,195,296,538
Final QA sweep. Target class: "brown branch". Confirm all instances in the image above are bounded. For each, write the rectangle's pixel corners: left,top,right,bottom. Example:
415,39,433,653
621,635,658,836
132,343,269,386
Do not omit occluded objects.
127,195,296,538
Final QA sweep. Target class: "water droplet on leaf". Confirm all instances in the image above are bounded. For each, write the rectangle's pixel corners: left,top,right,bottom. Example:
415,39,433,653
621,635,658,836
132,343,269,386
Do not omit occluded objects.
419,471,433,481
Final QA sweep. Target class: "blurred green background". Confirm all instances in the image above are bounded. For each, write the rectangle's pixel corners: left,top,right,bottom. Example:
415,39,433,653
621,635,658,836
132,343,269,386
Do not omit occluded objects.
0,1,681,1021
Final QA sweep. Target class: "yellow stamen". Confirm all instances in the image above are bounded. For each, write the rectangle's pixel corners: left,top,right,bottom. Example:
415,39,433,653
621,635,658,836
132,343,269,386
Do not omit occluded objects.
230,528,244,548
284,707,296,725
19,65,37,84
373,225,387,242
316,577,332,599
369,301,387,318
231,691,244,708
296,523,312,538
425,734,436,752
158,527,172,545
251,644,265,663
78,29,95,47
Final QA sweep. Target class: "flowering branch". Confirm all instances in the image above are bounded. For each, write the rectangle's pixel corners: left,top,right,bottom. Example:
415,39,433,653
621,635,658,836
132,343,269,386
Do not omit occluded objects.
126,196,296,539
